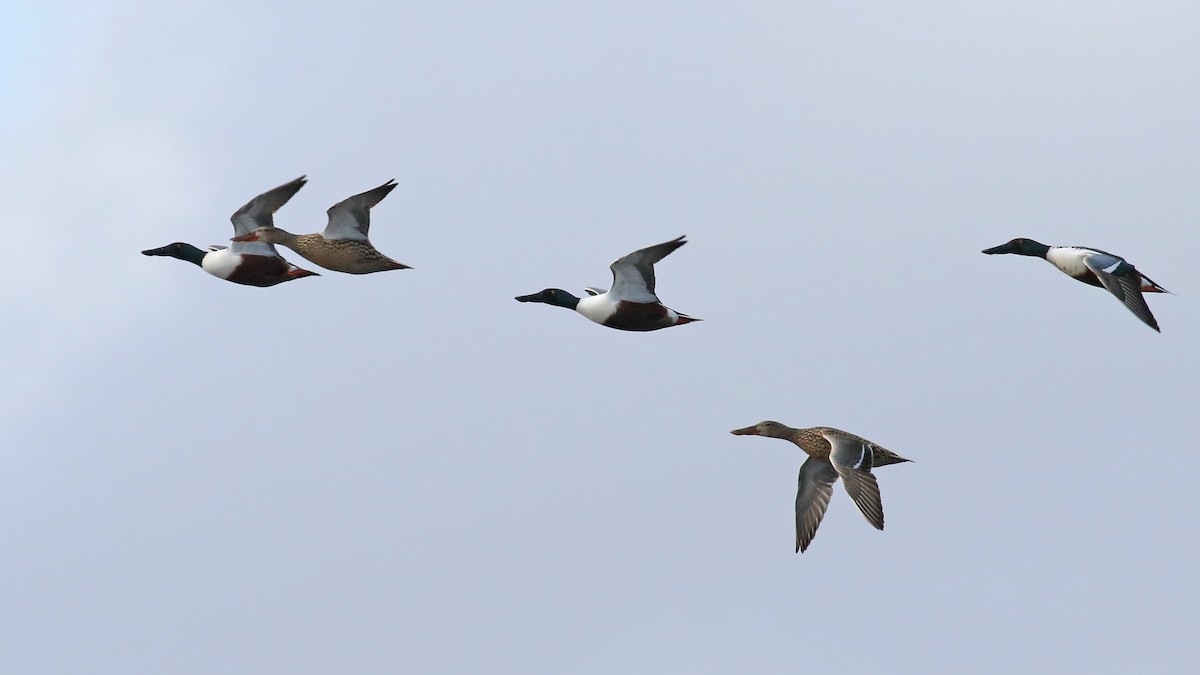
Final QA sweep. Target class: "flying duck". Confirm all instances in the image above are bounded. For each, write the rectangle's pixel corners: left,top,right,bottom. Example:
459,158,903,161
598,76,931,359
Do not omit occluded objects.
231,179,410,274
982,237,1169,331
515,235,700,331
141,176,319,287
731,421,911,553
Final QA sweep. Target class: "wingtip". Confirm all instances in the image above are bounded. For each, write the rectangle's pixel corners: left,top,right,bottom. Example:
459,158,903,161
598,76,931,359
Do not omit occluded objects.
377,179,400,198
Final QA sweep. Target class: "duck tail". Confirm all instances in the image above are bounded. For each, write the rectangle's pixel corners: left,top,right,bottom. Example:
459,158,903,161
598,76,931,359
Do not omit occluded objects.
872,446,912,467
1139,273,1171,294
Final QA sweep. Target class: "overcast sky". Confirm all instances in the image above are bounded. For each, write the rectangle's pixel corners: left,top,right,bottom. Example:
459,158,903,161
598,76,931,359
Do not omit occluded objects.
3,2,1199,673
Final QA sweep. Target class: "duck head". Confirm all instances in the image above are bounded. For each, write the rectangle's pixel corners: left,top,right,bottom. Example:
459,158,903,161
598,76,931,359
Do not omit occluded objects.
515,288,580,310
142,242,206,266
982,237,1050,257
730,421,794,439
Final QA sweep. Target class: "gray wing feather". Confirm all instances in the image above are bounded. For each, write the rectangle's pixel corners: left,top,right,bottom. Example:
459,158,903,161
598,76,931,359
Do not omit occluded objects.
795,457,838,553
229,176,306,256
1082,254,1160,331
823,430,885,531
229,176,306,237
322,179,399,241
607,235,686,302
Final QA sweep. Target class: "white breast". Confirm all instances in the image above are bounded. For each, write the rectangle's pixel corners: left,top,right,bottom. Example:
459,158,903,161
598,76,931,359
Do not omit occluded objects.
201,248,242,280
1045,247,1094,277
576,293,619,325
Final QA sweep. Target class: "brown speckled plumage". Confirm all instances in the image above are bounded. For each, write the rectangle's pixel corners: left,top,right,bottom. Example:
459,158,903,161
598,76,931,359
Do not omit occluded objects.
730,421,911,553
231,179,411,274
273,232,410,275
771,425,910,467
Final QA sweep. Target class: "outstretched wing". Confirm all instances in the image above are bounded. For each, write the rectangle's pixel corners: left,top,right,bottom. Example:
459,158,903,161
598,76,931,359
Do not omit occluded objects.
322,179,398,241
229,176,306,255
230,176,306,237
1082,253,1160,331
795,457,838,553
607,235,686,302
822,429,885,531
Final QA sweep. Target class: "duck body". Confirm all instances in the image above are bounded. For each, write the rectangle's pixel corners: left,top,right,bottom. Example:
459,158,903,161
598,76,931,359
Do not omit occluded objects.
255,231,409,275
730,421,911,553
515,236,700,332
982,237,1168,331
577,294,697,332
1043,246,1168,293
205,246,317,286
141,176,319,287
231,179,409,274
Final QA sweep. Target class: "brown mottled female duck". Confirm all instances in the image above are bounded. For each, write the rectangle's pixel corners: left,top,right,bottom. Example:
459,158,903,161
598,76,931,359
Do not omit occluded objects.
731,421,911,553
232,179,410,274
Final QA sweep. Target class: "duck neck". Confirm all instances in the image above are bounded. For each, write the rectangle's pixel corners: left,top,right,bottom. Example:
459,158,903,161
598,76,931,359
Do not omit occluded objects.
760,424,800,441
271,229,302,247
1020,240,1051,258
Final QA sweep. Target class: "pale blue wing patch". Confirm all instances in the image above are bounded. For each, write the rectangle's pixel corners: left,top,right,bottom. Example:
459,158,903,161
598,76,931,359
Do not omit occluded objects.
606,236,686,302
229,241,283,257
1082,253,1160,331
321,180,398,242
229,176,306,237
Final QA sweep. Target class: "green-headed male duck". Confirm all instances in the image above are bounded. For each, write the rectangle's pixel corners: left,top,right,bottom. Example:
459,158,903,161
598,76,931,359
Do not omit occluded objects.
515,236,700,332
982,237,1169,331
731,421,911,553
141,176,319,287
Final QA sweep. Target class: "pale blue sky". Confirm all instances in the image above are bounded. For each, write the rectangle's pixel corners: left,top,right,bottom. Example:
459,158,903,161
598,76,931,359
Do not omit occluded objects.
3,2,1198,673
0,3,50,123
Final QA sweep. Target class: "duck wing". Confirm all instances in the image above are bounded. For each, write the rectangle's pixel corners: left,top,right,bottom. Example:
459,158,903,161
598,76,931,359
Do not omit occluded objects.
607,235,686,302
229,176,307,256
795,457,838,553
823,429,885,531
321,179,398,241
1082,253,1161,331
